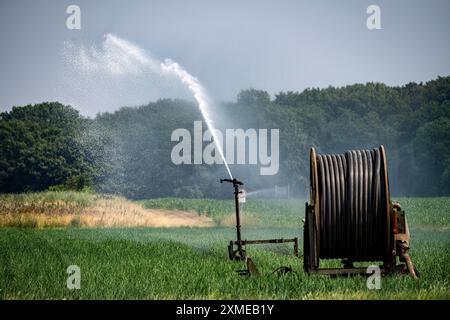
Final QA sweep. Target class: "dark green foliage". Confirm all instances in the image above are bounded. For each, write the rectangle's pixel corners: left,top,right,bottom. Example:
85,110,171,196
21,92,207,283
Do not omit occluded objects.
1,77,449,197
0,102,94,192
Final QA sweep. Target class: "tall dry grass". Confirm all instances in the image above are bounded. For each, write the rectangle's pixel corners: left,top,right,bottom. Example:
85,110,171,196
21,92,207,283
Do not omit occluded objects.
0,192,214,228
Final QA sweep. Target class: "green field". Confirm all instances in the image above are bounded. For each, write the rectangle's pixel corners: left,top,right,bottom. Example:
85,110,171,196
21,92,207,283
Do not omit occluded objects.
0,195,449,299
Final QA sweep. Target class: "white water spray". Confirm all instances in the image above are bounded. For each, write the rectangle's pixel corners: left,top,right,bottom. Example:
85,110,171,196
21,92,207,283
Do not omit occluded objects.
63,33,233,178
160,59,232,179
245,188,276,197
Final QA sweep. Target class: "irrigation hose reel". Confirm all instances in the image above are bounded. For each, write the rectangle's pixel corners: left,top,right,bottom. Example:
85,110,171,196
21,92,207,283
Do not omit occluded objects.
304,145,418,278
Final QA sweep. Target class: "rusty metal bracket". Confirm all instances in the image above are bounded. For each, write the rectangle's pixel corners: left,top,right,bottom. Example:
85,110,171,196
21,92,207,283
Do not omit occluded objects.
393,202,418,279
229,238,299,260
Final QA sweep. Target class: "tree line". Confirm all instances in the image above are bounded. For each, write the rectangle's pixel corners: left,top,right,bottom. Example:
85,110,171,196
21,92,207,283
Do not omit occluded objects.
1,76,449,198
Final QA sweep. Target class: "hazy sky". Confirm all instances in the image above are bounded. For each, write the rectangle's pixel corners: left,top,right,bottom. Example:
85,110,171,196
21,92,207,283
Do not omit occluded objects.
1,0,449,116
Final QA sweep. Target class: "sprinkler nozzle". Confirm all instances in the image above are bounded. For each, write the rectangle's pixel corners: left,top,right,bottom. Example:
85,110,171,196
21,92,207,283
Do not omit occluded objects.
220,178,243,186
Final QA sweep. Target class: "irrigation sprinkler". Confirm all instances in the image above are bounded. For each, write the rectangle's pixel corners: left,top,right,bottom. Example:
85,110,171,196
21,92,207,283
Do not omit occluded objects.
220,178,299,261
221,146,417,279
303,145,418,278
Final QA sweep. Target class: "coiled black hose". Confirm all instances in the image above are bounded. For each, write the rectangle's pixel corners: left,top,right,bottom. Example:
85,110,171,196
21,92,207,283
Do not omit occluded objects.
316,147,389,262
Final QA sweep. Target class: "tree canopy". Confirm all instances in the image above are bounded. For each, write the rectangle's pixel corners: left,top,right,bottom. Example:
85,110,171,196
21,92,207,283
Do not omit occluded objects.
1,77,449,198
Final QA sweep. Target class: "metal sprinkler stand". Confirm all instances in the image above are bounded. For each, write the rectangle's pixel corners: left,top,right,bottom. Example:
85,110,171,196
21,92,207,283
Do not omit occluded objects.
221,178,299,261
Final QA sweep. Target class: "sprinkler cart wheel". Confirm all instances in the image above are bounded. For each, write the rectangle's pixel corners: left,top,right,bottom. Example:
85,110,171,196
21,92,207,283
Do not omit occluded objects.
228,240,246,261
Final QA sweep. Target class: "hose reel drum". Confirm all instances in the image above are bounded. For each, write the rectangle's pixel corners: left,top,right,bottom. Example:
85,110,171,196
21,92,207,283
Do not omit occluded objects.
304,145,417,278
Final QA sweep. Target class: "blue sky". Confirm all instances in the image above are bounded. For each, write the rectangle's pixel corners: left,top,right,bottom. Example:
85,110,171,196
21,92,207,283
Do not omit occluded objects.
1,0,449,116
